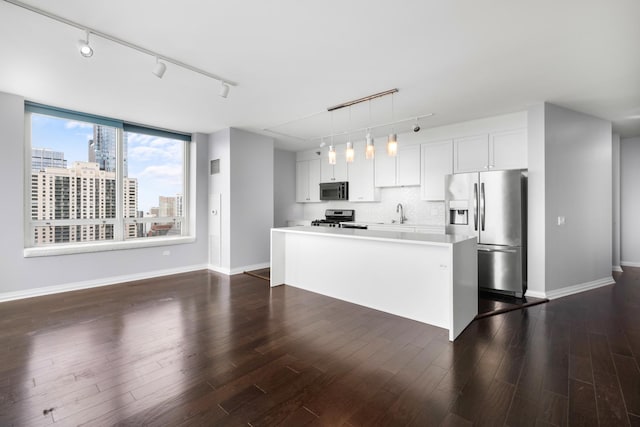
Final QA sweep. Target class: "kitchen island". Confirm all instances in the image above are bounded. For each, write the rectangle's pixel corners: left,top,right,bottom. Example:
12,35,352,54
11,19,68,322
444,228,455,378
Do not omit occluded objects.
271,226,477,341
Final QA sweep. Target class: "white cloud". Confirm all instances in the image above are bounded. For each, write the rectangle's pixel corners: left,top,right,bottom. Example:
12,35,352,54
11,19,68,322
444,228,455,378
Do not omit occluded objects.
138,164,183,179
65,120,93,130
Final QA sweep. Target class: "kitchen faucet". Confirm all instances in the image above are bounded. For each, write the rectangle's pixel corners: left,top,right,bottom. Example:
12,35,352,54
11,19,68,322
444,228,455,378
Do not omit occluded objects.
396,203,407,224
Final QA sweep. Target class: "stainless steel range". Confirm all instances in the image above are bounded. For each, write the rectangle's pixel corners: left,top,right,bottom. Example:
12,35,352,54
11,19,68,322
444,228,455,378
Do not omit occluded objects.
311,209,355,227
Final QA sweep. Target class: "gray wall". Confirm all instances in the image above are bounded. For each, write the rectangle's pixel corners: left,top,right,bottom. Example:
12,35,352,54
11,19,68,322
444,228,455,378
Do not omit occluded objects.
612,134,621,270
274,149,302,227
544,103,612,291
229,128,274,271
526,103,546,295
621,137,640,266
0,91,209,297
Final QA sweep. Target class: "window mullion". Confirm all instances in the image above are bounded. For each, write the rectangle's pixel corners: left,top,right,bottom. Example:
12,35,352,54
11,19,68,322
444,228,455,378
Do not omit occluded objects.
115,128,124,241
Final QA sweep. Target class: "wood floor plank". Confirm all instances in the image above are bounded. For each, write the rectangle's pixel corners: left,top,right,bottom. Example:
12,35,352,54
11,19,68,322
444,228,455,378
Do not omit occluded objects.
1,267,640,425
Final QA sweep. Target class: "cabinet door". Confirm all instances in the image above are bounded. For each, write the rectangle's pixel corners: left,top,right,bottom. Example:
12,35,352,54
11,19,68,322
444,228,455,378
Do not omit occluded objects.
348,141,379,202
397,144,420,186
421,140,453,200
320,144,348,182
489,129,527,170
453,134,489,173
307,159,321,202
374,140,397,187
295,161,309,202
319,148,333,183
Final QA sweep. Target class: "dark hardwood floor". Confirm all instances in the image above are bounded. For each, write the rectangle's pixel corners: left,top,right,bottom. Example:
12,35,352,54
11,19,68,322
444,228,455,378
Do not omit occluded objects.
1,268,639,426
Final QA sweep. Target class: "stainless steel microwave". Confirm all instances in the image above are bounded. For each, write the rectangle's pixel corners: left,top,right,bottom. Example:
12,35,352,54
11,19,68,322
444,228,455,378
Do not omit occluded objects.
320,181,348,201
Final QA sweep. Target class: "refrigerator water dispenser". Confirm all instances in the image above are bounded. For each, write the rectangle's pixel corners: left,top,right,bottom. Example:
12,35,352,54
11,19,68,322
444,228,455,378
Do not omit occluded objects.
448,200,469,225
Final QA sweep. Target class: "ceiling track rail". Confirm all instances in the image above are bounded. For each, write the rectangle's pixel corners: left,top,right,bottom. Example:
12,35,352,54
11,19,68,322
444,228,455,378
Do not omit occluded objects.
327,88,398,112
2,0,238,86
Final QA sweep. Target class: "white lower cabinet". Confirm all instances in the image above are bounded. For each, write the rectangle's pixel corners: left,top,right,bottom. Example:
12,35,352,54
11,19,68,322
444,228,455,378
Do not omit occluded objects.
421,140,453,201
295,159,320,203
348,141,380,202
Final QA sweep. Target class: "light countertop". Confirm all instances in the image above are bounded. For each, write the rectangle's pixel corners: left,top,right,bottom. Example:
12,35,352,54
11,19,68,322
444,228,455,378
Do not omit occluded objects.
273,226,475,247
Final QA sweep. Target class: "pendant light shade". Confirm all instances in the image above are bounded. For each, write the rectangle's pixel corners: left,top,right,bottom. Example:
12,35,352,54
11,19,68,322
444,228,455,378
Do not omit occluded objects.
387,133,398,156
328,145,337,165
365,131,375,160
345,142,354,163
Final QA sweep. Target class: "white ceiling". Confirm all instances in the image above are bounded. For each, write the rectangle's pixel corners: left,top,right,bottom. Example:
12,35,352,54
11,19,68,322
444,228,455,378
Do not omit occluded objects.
1,0,639,151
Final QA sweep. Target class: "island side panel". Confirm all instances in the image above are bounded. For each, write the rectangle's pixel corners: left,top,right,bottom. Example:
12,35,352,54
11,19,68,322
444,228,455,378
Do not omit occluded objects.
279,231,451,330
270,229,286,287
449,237,478,340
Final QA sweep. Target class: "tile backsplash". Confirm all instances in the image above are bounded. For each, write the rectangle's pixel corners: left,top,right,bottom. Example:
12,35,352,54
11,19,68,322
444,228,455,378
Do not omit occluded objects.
301,186,445,225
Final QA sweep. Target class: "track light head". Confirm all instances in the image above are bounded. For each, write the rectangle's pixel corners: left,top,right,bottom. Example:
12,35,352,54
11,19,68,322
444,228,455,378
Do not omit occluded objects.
152,58,167,78
78,30,93,57
219,82,230,98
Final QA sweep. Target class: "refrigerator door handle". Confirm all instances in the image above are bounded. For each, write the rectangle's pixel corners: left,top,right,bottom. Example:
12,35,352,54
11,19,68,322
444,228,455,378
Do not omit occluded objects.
478,248,517,253
480,182,486,231
473,183,478,231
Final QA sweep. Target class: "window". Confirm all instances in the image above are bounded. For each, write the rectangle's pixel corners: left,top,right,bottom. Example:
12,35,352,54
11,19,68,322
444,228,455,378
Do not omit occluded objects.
25,102,191,254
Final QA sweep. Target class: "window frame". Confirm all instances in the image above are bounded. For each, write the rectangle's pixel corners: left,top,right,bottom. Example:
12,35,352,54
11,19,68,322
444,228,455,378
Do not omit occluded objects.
23,102,194,258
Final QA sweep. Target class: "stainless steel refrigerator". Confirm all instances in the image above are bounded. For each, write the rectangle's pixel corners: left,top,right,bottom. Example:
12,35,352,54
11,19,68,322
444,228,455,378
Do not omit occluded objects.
445,170,527,297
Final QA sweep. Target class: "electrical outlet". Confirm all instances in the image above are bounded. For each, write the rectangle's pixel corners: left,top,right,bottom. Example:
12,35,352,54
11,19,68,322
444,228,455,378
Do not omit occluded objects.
557,216,565,226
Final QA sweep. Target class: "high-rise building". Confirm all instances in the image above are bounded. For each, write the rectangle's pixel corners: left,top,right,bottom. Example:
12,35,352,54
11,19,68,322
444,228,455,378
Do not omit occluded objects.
31,161,137,245
158,196,176,217
88,125,128,176
31,148,67,171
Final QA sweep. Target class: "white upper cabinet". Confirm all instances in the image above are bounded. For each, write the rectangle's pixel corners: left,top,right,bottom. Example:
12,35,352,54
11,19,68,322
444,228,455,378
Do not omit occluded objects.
374,142,420,187
453,129,527,173
320,144,348,183
453,134,489,173
348,141,380,202
421,140,453,201
295,158,320,203
489,128,527,170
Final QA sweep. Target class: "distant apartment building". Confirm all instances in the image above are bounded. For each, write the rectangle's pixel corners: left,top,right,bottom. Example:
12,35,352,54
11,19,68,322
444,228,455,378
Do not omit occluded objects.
31,161,137,244
32,148,67,171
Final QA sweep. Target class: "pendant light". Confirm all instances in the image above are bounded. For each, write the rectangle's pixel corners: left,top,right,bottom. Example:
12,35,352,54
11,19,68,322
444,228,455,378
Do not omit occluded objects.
345,106,354,163
365,99,375,159
328,111,336,164
387,92,398,157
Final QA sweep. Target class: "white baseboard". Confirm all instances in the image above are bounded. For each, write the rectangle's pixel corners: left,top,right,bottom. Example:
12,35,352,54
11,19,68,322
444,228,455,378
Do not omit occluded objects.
613,265,623,272
545,276,615,300
524,290,547,299
621,261,640,268
0,264,209,303
208,262,270,276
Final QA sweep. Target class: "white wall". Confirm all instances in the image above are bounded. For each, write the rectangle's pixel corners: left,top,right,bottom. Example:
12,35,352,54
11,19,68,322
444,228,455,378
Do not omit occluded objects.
274,149,302,227
621,137,640,266
292,111,527,226
0,91,209,299
544,103,612,293
208,128,231,269
612,134,621,270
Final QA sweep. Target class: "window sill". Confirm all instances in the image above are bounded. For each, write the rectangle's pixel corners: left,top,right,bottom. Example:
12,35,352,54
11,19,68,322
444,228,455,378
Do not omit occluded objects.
23,236,196,258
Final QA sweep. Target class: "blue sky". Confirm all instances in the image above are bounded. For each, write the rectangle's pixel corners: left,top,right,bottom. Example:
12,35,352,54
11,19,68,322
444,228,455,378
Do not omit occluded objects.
31,114,183,213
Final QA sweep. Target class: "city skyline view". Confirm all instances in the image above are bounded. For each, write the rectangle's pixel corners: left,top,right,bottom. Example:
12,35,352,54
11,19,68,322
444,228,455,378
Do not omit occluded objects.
31,113,184,213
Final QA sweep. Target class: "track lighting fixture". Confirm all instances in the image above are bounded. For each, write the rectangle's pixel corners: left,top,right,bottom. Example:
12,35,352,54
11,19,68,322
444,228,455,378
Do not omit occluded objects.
219,82,230,98
152,57,167,78
78,30,93,58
